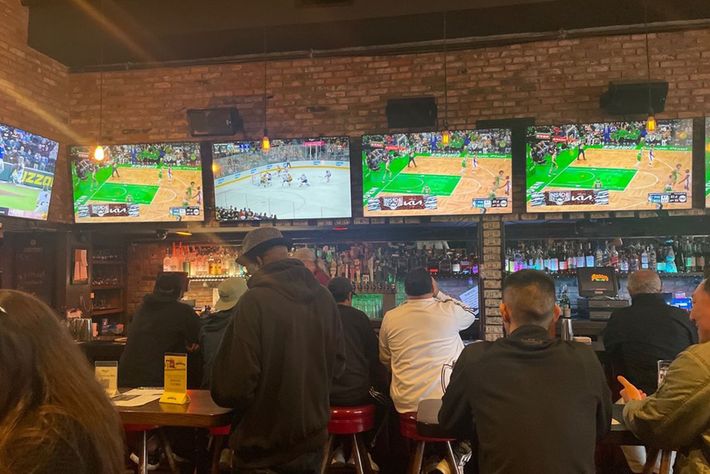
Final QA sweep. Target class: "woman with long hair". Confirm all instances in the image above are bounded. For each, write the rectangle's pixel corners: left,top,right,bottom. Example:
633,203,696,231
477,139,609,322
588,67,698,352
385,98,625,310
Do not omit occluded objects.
0,290,125,474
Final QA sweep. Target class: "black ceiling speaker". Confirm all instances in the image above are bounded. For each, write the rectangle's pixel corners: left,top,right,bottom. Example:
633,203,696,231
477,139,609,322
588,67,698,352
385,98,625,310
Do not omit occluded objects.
600,80,668,115
386,97,437,129
187,107,243,137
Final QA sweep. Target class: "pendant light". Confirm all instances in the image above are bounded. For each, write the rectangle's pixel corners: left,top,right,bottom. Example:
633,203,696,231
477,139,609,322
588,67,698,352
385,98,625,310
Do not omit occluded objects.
261,28,270,153
440,12,451,146
94,0,105,161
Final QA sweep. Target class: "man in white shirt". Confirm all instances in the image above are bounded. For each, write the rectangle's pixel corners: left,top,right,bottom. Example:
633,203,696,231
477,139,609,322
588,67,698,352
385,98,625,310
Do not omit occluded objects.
379,268,476,413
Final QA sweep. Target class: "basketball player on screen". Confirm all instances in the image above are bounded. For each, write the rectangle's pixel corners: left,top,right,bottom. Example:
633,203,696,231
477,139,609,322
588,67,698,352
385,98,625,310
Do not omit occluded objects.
503,175,511,196
167,165,173,182
89,165,98,190
636,148,643,167
648,145,655,167
594,178,603,190
460,155,467,174
111,161,120,178
382,157,393,183
422,184,431,195
663,174,674,193
407,150,417,168
472,152,479,170
671,164,682,185
184,181,195,206
157,167,163,185
577,141,587,161
678,169,691,192
548,147,559,177
493,170,505,193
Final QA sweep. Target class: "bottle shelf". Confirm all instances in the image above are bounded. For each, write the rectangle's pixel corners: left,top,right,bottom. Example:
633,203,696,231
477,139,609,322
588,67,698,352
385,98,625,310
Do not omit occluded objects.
92,261,125,265
92,308,124,316
91,285,123,290
504,270,704,278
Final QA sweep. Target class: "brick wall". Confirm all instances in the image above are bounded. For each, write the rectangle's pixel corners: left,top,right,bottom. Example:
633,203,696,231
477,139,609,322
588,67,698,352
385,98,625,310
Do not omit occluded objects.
67,30,710,144
0,0,72,222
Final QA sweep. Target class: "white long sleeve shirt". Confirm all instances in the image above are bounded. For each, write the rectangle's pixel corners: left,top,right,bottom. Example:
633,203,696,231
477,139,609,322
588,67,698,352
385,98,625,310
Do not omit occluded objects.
378,293,476,413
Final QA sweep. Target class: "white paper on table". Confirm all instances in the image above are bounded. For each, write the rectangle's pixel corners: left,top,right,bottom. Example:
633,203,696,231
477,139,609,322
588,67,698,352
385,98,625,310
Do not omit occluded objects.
112,388,164,407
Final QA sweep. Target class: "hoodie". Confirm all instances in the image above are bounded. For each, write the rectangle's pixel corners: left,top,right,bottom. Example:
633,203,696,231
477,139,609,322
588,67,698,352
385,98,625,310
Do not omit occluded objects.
211,258,345,469
119,293,200,388
200,308,236,388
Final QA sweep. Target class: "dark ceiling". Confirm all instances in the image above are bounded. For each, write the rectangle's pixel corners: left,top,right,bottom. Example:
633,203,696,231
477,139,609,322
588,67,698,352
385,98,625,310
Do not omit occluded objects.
21,0,710,71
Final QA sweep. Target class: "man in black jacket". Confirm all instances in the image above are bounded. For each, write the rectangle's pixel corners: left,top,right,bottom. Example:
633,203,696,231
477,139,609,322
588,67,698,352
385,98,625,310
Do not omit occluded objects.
439,270,612,474
604,269,698,395
211,227,345,473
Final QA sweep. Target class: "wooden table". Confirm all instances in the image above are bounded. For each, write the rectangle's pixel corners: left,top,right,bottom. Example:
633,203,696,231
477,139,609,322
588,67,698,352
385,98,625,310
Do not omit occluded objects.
416,399,673,474
116,389,233,474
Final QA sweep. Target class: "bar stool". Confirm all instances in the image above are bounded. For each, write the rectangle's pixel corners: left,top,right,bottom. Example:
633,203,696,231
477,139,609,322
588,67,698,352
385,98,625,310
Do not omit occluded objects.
209,425,232,474
399,413,459,474
123,424,177,474
320,405,376,474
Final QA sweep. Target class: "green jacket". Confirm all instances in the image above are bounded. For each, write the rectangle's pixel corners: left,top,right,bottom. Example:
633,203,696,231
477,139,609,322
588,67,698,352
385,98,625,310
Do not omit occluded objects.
623,341,710,473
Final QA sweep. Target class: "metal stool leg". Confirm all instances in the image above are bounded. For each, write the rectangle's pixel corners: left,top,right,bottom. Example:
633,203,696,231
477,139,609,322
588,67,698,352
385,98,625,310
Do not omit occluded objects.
158,428,178,474
445,441,461,474
352,434,366,474
139,430,149,474
354,433,374,474
320,435,334,474
210,435,224,474
409,441,425,474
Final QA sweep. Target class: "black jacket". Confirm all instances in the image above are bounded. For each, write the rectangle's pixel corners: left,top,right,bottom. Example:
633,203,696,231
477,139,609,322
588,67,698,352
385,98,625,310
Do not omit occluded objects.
119,294,200,388
211,259,345,469
439,325,612,474
330,304,381,406
603,293,698,395
199,308,236,388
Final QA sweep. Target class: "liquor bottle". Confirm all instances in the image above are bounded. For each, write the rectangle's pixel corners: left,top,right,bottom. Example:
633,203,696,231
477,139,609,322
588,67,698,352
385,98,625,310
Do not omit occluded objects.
641,246,650,270
696,242,705,273
548,246,559,273
514,246,524,272
602,243,611,267
505,248,515,273
439,252,452,276
628,245,640,273
471,252,480,275
451,252,461,275
585,242,595,268
665,245,677,273
566,244,576,273
619,250,629,273
594,243,603,268
576,243,586,270
558,244,568,273
609,244,619,270
685,239,695,273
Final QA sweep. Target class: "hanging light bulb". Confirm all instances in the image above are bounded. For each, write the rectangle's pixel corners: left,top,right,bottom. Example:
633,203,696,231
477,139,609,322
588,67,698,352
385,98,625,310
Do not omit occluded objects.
261,129,271,152
646,111,657,133
94,145,105,161
441,130,451,146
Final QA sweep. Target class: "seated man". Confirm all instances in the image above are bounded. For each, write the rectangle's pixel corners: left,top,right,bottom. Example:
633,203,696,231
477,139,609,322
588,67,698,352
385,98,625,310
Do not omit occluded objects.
622,280,710,473
604,270,698,395
327,277,385,406
379,268,475,414
439,270,612,473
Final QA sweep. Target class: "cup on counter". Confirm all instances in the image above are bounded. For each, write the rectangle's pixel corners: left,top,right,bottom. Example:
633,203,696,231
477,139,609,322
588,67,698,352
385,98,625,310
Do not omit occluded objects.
657,359,672,387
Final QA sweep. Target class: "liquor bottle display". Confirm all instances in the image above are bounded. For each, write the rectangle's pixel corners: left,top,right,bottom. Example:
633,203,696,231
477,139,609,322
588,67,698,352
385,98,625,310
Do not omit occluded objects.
162,243,243,278
505,236,709,275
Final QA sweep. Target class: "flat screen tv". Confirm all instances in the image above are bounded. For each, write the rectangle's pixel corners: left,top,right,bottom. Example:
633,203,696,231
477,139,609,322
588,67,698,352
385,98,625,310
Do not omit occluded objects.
705,117,710,208
361,129,512,217
526,119,693,212
70,143,204,223
212,136,352,221
0,123,59,220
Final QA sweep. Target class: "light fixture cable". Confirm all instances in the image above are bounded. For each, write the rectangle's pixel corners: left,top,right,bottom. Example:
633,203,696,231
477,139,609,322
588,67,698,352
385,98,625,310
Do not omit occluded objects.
442,11,451,146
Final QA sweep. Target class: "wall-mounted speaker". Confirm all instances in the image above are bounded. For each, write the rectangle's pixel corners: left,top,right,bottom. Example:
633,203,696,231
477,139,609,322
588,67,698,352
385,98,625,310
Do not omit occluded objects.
600,81,668,115
187,107,243,137
386,97,437,129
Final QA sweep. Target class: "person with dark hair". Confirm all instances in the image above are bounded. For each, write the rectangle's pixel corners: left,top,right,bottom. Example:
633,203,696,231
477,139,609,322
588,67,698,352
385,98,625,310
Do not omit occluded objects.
439,270,612,473
379,267,475,414
327,277,383,406
621,279,710,473
211,227,345,473
0,290,125,474
119,272,200,388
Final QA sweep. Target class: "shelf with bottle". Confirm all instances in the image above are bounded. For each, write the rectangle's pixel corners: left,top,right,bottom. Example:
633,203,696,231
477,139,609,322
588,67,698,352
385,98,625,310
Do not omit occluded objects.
92,248,123,264
505,236,709,277
307,240,480,288
162,243,247,279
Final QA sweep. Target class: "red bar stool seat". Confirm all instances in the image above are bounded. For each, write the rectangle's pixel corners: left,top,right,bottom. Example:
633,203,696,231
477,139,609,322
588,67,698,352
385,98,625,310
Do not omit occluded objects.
399,412,459,474
321,405,376,474
208,425,232,474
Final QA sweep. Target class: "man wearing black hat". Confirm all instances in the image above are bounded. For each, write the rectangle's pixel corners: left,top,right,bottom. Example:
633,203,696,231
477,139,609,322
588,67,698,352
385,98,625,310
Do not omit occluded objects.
328,277,382,406
211,227,345,473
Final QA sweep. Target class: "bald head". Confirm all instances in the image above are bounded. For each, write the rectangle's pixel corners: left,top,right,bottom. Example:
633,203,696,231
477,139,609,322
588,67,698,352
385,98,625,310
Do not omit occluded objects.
501,270,557,329
627,270,662,297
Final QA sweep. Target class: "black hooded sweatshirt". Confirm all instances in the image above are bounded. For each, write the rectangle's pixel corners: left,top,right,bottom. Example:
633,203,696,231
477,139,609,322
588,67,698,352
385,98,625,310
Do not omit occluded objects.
211,258,345,469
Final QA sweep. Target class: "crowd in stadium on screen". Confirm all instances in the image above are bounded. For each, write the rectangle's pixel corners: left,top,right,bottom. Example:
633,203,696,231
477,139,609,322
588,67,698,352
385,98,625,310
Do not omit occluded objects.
215,206,277,222
108,144,200,167
212,138,348,179
0,124,58,173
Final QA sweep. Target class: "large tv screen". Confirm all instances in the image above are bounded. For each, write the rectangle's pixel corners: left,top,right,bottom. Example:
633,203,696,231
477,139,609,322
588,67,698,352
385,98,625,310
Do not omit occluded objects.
212,137,351,221
706,117,710,208
526,119,693,212
362,129,512,217
0,123,58,220
70,143,204,223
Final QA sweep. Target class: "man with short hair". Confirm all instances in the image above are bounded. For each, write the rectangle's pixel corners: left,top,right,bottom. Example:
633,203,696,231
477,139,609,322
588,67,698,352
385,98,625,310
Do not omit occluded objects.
292,247,331,286
379,268,475,414
211,227,345,473
327,277,384,406
439,270,612,473
604,270,697,396
622,280,710,473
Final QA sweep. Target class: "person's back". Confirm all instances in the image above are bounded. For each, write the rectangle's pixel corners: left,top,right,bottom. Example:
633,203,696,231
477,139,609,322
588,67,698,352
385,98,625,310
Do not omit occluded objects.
211,228,345,470
328,277,381,406
380,268,475,413
439,270,611,474
604,271,698,395
119,274,200,388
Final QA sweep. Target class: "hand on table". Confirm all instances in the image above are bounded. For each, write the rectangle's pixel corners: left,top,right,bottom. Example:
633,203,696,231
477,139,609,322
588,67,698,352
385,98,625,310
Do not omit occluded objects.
618,375,647,402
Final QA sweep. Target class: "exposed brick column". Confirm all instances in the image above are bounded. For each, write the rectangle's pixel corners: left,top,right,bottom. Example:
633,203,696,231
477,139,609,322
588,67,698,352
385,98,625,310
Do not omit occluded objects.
481,216,504,341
